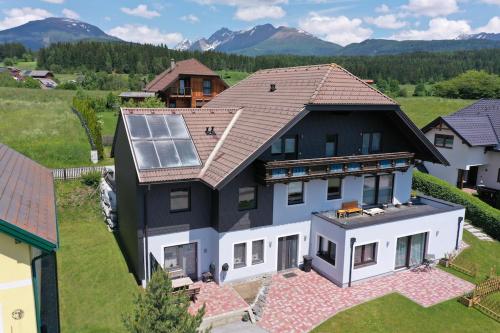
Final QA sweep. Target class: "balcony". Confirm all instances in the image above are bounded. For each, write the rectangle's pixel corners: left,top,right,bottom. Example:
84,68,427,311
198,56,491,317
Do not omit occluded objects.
169,87,192,97
256,151,414,185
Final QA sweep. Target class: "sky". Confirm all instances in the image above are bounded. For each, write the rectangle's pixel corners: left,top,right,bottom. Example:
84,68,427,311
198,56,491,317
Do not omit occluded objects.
0,0,499,47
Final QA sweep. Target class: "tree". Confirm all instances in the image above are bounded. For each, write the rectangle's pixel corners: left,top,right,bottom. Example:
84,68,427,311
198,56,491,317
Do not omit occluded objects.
123,270,206,333
413,83,427,96
3,58,15,66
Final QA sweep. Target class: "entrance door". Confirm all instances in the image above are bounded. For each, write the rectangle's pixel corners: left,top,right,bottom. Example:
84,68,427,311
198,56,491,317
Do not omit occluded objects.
277,235,299,271
395,233,427,269
164,242,197,280
456,169,466,189
466,166,478,188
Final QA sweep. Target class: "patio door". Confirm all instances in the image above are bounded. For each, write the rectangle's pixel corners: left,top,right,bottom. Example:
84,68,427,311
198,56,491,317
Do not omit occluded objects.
277,235,298,271
164,242,197,280
395,233,427,269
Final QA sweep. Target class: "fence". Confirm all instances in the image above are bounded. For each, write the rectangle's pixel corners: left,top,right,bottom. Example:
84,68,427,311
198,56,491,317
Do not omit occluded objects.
52,166,108,180
461,275,500,322
450,261,477,277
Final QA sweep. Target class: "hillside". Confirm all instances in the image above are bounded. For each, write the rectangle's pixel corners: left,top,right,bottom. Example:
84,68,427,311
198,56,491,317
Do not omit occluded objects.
0,17,120,50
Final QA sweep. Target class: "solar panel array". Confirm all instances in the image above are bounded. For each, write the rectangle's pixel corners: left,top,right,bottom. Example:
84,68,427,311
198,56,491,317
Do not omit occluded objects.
125,114,201,170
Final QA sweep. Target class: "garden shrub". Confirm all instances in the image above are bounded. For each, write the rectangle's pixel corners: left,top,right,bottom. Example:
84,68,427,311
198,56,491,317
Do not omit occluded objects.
413,170,500,240
81,170,102,188
72,92,104,159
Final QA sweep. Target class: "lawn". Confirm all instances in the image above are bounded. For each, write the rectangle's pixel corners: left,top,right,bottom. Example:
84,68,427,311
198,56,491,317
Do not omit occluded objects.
98,110,119,136
0,87,109,168
217,70,250,86
396,97,474,128
56,180,138,333
0,61,37,70
312,230,500,333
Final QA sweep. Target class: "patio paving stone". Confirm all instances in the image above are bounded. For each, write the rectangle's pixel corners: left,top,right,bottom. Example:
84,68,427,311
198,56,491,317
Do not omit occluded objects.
189,281,249,318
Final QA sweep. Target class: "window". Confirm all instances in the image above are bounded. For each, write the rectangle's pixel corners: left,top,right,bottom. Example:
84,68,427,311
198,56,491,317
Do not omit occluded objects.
195,99,205,108
361,132,382,154
354,243,377,267
287,181,304,205
271,139,282,154
234,243,246,268
169,101,176,108
252,240,264,265
203,79,212,96
434,134,454,148
325,134,338,157
238,186,257,210
317,235,336,266
170,188,190,212
284,137,296,154
498,169,500,183
362,174,394,206
271,136,297,158
327,178,342,200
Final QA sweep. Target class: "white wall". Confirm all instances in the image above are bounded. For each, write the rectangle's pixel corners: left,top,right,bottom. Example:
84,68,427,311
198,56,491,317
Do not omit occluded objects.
477,151,500,190
393,167,413,204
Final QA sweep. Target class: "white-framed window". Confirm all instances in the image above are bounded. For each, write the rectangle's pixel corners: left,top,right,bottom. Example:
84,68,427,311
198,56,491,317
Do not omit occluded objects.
234,242,247,268
252,239,264,265
317,235,336,266
288,181,304,205
354,242,377,268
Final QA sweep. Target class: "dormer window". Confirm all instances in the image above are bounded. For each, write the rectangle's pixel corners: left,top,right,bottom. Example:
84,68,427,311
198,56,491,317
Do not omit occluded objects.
434,134,454,149
361,132,381,154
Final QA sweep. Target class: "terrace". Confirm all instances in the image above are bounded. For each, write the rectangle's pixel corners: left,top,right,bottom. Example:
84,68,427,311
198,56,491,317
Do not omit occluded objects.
314,196,463,229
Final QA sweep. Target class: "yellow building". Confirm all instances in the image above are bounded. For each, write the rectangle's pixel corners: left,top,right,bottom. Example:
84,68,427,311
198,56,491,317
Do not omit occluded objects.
0,143,58,333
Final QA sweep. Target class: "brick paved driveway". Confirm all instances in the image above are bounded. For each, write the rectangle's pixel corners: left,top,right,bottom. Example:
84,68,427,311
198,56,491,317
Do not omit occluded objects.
189,281,248,318
258,268,474,333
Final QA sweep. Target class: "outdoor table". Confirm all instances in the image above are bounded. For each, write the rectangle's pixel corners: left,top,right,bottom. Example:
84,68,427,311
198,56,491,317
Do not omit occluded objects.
172,277,193,290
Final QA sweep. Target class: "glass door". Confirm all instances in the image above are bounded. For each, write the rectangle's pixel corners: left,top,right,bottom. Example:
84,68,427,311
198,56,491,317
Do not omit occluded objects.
164,242,197,279
395,237,409,269
395,233,426,268
409,233,426,266
277,235,298,271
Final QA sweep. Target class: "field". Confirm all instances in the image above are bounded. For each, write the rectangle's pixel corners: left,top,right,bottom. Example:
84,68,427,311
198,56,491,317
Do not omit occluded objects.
56,180,137,333
217,70,250,86
0,87,112,168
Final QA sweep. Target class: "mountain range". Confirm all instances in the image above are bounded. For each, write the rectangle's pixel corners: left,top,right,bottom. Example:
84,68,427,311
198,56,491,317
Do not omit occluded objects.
0,17,499,56
0,17,120,50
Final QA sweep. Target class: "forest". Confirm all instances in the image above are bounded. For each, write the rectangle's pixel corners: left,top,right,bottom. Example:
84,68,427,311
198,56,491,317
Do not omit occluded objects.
36,41,500,84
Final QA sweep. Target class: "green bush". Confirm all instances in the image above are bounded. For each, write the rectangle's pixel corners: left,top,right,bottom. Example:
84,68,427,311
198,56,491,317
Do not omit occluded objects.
413,170,500,240
73,93,104,159
81,170,102,188
433,70,500,99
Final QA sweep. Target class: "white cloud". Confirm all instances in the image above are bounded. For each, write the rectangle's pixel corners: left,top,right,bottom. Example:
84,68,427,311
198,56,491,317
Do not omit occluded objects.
299,14,372,46
391,17,471,40
180,14,199,23
42,0,65,3
194,0,287,5
62,8,80,20
401,0,459,17
480,0,500,5
375,4,390,13
0,7,52,30
104,16,111,21
235,5,286,21
474,16,500,33
365,14,407,29
121,4,160,19
107,24,183,47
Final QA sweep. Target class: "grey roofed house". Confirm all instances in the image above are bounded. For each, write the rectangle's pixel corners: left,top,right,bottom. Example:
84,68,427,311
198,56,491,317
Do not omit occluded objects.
422,99,500,148
119,91,156,99
22,70,54,78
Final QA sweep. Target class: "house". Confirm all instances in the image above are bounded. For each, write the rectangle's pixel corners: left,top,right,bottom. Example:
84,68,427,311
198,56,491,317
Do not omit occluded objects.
119,91,156,103
22,70,54,79
144,58,228,108
112,64,465,288
0,143,59,333
422,99,500,207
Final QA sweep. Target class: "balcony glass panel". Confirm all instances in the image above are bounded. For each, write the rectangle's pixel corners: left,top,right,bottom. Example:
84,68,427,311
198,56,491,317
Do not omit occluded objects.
395,159,408,167
348,162,361,171
271,168,287,178
379,160,392,168
329,164,343,173
292,167,307,176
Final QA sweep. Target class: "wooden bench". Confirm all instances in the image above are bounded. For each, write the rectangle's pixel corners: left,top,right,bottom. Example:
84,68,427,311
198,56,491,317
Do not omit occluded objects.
338,201,363,218
187,286,201,301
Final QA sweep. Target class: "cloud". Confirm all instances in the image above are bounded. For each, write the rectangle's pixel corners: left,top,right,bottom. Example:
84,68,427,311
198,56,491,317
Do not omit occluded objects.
474,16,500,33
480,0,500,5
401,0,459,17
180,14,199,23
391,17,471,40
42,0,65,3
299,14,372,46
375,4,390,13
62,8,80,20
104,16,111,21
0,7,52,30
235,5,286,21
107,24,183,47
365,14,407,29
121,4,160,19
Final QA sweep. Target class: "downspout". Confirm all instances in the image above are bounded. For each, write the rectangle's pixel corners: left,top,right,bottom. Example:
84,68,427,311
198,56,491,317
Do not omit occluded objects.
143,185,151,284
456,217,463,250
31,251,51,333
348,237,356,287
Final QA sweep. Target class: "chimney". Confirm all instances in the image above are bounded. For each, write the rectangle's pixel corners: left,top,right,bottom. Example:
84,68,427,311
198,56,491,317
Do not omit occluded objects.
269,83,276,92
170,59,176,69
205,126,216,136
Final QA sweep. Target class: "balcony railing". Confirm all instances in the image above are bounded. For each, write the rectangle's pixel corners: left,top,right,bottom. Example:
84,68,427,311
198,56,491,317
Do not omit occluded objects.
256,152,414,185
169,87,192,97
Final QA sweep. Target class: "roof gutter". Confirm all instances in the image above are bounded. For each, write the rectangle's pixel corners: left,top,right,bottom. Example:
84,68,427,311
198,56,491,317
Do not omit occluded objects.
0,219,57,252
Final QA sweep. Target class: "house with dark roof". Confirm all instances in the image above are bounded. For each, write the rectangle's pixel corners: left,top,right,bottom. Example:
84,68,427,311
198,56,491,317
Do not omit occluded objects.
0,143,59,333
422,99,500,207
143,58,228,108
112,64,465,288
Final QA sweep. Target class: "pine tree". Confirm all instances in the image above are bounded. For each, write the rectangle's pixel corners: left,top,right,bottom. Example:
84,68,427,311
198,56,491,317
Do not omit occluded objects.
123,270,206,333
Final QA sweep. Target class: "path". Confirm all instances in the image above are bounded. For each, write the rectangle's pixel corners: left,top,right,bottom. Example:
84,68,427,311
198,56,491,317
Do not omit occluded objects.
464,221,494,242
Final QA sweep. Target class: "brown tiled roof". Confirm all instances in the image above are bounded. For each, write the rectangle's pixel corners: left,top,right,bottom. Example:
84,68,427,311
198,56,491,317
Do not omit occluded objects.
144,58,221,92
120,108,239,183
0,143,57,247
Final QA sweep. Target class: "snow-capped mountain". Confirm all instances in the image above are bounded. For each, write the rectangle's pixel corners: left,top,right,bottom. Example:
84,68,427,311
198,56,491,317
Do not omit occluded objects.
457,32,500,41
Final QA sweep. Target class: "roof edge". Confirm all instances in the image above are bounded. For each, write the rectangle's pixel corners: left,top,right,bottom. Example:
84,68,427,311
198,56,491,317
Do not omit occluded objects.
0,218,57,252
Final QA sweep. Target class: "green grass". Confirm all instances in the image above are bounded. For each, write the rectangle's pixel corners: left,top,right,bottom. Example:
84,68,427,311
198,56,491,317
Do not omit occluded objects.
217,70,249,86
0,61,38,70
57,180,138,333
396,97,474,128
0,87,112,168
97,111,119,137
313,230,500,332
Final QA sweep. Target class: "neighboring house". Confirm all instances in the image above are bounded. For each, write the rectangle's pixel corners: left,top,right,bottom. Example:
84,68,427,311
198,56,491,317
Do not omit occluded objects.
112,64,465,288
21,70,57,89
144,58,228,108
0,143,59,333
422,100,500,207
119,91,155,103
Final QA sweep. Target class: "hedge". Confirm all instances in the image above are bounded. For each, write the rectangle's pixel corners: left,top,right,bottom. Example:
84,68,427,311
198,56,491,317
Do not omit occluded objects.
72,95,104,160
413,170,500,240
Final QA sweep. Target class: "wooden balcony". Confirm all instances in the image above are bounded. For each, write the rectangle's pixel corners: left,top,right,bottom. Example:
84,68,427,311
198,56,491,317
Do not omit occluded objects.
169,87,192,97
256,152,415,185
